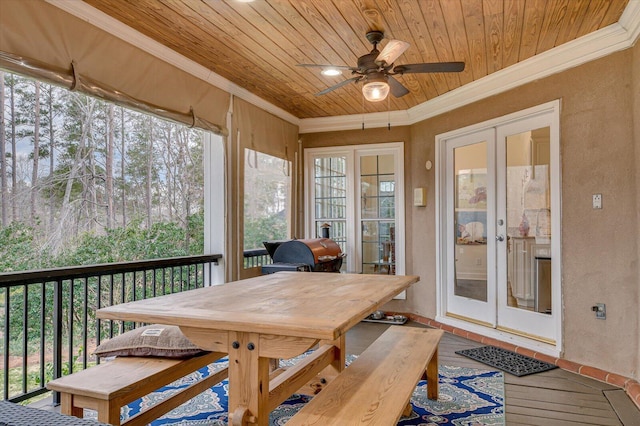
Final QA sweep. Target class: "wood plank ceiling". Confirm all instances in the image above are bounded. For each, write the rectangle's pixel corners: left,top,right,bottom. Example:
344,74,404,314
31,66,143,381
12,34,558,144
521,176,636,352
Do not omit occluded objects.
83,0,629,119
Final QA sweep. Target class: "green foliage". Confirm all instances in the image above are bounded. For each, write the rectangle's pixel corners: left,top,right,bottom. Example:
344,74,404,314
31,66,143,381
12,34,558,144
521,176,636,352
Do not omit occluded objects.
244,213,288,250
54,213,205,266
0,214,204,271
1,214,206,375
187,210,205,255
0,222,53,271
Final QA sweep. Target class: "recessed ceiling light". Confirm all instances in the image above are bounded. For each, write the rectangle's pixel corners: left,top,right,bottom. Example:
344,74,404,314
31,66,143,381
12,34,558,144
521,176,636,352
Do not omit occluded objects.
235,0,255,3
321,68,342,76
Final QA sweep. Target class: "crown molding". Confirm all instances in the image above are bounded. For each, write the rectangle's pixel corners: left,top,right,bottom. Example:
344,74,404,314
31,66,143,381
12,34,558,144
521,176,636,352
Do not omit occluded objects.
46,0,639,134
45,0,300,127
297,109,413,133
620,0,640,41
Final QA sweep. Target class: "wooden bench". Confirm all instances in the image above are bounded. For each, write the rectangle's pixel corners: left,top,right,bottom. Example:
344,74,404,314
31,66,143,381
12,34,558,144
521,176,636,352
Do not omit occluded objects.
47,351,228,426
286,326,444,425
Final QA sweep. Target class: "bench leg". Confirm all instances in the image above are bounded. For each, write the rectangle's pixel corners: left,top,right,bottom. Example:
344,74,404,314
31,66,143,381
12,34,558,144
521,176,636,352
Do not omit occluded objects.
426,347,439,400
402,401,414,417
60,393,83,419
96,399,121,426
60,393,121,426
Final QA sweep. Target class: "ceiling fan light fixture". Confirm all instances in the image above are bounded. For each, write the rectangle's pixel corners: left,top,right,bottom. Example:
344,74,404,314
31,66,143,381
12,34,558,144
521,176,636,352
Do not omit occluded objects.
301,31,465,98
362,80,390,102
321,68,342,76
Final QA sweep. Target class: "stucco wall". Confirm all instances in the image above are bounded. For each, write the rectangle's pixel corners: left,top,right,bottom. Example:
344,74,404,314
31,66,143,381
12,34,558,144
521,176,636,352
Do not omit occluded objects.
302,45,639,380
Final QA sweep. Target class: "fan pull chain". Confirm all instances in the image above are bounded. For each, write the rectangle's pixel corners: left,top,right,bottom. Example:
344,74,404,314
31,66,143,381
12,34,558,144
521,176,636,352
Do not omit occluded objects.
387,95,391,130
362,91,365,130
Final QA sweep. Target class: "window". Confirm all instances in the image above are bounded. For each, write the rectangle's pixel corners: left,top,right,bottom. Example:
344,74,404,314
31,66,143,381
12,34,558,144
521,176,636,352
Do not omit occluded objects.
243,149,292,255
312,156,347,253
0,71,211,271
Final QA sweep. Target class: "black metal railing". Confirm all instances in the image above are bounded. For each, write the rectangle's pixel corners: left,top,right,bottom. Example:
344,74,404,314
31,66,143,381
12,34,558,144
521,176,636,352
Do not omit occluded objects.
0,254,221,403
243,248,272,269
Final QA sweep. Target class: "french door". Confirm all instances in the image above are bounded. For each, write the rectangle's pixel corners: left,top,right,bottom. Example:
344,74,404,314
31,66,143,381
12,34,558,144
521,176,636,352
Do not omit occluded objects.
305,143,405,280
438,101,561,350
444,129,497,326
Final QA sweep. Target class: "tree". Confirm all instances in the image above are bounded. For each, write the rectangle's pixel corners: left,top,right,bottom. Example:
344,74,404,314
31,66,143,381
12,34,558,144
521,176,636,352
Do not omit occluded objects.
0,71,7,226
146,117,153,228
39,83,65,233
30,80,41,225
51,93,97,250
105,104,114,228
119,106,127,227
8,74,18,222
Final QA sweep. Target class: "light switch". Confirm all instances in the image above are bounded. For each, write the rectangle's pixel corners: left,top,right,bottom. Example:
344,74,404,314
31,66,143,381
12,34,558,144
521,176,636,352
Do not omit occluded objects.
592,194,602,209
414,188,426,207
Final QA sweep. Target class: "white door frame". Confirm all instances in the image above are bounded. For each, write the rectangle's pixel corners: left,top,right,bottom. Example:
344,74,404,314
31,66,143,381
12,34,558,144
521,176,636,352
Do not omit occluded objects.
435,100,562,357
305,143,405,278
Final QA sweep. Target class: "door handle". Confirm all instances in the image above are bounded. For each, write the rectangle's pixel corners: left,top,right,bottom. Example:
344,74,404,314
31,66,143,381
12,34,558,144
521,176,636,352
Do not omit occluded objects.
496,234,505,242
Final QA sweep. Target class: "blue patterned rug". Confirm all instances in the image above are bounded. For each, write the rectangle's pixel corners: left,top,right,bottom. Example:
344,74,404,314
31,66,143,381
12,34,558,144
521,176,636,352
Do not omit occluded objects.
94,356,504,425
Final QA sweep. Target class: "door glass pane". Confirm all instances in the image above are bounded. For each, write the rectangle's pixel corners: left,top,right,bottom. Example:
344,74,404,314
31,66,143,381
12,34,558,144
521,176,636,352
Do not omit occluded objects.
505,127,552,314
454,143,487,301
314,157,347,265
361,154,396,275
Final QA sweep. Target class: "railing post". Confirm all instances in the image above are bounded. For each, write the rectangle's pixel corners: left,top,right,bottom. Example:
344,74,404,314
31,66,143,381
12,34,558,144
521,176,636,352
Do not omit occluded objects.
52,279,63,405
3,288,10,400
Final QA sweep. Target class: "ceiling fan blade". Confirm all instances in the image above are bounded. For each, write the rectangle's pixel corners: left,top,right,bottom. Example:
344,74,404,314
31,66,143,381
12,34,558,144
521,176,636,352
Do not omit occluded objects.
315,76,362,96
393,62,465,74
387,76,410,98
376,39,410,66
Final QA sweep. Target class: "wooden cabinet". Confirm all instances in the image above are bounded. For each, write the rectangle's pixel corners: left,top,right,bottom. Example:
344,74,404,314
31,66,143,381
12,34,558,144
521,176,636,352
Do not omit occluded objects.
508,237,550,308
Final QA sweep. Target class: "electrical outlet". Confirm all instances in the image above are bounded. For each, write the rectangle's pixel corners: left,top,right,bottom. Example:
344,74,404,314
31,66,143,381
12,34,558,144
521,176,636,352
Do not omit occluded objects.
593,194,602,209
592,303,606,319
475,258,482,266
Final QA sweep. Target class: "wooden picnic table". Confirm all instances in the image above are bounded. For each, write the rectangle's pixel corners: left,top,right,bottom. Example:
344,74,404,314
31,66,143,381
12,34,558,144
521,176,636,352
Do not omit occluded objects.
97,271,419,426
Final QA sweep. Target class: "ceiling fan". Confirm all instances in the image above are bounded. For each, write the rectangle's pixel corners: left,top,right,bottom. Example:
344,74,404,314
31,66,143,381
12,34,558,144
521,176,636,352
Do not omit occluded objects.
298,31,465,102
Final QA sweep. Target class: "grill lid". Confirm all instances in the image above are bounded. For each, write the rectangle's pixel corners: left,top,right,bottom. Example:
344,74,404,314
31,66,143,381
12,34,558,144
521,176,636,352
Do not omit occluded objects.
271,238,342,267
263,240,288,259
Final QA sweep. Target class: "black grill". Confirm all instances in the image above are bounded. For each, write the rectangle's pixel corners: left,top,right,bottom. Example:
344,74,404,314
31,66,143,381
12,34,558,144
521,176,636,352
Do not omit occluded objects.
262,238,344,274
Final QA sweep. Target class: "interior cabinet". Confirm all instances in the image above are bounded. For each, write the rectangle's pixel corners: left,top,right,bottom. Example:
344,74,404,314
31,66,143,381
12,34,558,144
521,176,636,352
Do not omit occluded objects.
508,237,550,309
455,244,487,281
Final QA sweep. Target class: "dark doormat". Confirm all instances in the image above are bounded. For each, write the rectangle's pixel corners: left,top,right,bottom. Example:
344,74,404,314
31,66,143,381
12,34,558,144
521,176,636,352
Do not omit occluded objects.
455,345,558,377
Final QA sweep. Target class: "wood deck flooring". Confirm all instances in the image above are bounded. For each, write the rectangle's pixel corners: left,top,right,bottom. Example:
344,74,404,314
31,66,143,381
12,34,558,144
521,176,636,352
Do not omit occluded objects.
347,321,640,426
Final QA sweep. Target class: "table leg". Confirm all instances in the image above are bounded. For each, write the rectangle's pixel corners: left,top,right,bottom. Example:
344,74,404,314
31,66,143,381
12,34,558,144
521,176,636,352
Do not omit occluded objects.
228,331,270,426
307,334,346,394
426,347,439,400
319,333,345,374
